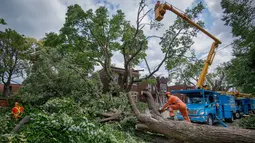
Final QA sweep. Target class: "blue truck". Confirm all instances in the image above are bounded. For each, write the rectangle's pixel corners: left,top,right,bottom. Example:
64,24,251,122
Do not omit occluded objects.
171,89,237,127
235,98,255,118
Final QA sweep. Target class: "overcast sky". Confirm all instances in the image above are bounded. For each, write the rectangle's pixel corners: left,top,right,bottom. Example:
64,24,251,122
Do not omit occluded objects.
0,0,234,84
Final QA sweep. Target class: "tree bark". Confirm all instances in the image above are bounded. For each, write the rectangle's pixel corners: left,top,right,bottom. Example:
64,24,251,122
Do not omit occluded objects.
12,116,30,133
127,91,255,143
98,109,133,123
99,110,122,123
135,130,181,143
3,83,10,97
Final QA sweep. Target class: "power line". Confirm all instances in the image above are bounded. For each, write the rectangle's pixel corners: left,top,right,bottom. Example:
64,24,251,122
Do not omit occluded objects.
216,43,233,52
199,43,233,60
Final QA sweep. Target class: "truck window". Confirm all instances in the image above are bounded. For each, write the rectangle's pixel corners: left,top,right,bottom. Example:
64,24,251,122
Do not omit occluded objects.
188,96,203,104
209,95,214,103
173,92,203,104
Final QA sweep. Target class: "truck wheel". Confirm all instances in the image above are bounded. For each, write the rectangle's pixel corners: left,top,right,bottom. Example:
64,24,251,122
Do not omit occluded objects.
206,115,213,126
234,112,241,119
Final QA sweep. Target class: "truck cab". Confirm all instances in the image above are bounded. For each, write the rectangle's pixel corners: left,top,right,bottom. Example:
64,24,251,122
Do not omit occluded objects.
172,89,235,126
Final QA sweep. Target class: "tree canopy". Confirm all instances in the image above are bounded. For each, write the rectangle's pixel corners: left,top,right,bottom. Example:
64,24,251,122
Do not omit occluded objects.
0,29,34,96
221,0,255,94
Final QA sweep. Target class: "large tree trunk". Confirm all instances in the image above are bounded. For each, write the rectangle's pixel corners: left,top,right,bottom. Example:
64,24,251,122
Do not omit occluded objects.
3,70,13,97
127,91,255,143
3,83,10,97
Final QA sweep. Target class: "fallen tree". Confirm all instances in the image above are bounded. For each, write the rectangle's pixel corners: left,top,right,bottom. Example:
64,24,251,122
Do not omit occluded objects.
99,110,123,123
127,91,255,143
98,109,133,123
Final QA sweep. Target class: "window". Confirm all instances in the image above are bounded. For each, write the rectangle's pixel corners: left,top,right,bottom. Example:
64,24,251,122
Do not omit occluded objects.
160,84,167,92
209,95,214,103
188,96,203,104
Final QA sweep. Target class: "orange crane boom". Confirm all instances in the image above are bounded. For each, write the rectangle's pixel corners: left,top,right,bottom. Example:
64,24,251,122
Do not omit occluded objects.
154,1,222,89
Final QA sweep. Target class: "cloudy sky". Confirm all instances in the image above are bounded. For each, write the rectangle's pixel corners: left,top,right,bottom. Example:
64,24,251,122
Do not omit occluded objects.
0,0,234,83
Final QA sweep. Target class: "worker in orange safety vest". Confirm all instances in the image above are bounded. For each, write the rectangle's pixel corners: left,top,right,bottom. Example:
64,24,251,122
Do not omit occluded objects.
12,102,24,119
159,92,190,122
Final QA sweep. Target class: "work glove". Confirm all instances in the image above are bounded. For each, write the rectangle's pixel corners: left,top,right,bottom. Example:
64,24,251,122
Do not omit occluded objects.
167,116,174,120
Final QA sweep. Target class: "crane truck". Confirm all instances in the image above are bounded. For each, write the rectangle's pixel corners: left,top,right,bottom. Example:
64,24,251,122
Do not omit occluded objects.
155,1,238,127
220,91,255,118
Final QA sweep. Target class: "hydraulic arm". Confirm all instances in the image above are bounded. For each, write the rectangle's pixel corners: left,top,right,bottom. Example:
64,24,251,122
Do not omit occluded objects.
154,1,222,89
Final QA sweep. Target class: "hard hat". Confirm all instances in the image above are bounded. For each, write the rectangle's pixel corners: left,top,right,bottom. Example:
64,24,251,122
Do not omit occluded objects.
165,92,171,97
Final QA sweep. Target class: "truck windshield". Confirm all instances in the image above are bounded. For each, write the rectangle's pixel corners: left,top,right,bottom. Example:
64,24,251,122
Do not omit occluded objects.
188,96,203,104
184,92,204,104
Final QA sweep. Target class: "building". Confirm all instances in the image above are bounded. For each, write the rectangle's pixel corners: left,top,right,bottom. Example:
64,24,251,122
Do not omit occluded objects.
136,76,155,102
0,84,22,96
138,76,168,103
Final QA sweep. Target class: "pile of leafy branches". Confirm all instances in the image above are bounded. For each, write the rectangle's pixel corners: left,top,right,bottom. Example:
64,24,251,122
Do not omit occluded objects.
0,97,146,143
0,107,15,135
238,116,255,130
0,43,152,142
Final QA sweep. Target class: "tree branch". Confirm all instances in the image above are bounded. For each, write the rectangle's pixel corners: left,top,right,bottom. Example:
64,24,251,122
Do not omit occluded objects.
127,92,140,116
90,58,104,67
146,35,162,40
133,28,183,83
85,19,103,47
11,116,30,133
138,9,152,24
128,0,147,56
142,91,163,119
85,19,113,81
126,41,145,65
178,67,196,86
122,42,127,63
144,57,151,74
